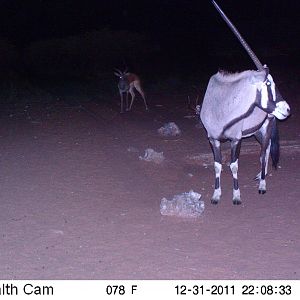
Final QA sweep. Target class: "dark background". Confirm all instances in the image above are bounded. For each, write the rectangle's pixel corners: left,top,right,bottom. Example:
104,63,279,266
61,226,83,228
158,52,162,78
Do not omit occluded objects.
0,0,299,100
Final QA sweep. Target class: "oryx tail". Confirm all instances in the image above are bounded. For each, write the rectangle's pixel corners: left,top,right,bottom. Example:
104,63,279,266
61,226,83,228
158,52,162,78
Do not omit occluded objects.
270,117,279,169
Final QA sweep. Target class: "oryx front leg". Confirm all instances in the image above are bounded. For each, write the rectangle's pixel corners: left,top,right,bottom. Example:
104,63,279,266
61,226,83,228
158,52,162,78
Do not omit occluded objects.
209,139,222,204
212,162,222,204
257,141,270,194
230,140,242,205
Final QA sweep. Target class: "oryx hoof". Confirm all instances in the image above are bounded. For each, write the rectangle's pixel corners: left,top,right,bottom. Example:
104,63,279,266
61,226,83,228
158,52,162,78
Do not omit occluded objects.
259,189,266,194
211,195,221,205
211,198,220,205
232,189,241,205
233,199,242,205
211,189,221,205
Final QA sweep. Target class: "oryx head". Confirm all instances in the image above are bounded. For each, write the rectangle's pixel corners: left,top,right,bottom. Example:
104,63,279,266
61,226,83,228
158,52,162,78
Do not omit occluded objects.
255,67,290,120
212,0,290,120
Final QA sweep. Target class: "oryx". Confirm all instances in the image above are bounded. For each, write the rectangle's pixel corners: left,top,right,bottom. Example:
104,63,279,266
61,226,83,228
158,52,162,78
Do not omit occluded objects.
114,68,148,113
200,1,290,205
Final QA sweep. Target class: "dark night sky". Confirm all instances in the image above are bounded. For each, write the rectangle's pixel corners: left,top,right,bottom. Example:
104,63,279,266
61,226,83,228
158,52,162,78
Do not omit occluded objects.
0,0,299,78
0,0,299,49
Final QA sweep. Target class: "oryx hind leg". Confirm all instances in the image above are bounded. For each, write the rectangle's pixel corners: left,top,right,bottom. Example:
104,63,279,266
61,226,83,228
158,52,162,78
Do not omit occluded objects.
209,139,222,204
258,142,270,194
230,140,242,205
255,141,270,181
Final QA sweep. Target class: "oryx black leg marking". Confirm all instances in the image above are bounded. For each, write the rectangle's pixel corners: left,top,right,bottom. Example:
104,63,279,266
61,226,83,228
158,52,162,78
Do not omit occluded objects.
209,139,222,204
230,139,242,205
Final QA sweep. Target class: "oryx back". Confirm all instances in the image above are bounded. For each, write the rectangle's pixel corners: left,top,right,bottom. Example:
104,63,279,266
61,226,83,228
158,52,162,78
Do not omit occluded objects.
200,70,267,140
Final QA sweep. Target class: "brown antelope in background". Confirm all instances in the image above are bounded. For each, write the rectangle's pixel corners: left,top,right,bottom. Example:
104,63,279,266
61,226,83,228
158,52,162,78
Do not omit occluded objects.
114,69,148,113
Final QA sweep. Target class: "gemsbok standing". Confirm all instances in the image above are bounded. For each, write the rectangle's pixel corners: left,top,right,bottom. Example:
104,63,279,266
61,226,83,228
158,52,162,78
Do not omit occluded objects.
114,69,148,113
200,1,290,205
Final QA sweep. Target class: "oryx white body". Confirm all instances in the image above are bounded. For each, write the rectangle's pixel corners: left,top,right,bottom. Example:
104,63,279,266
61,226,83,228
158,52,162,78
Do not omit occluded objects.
114,69,148,113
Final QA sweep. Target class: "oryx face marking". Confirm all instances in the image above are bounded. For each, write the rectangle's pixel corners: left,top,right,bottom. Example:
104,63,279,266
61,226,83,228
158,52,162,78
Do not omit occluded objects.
273,100,290,120
258,74,290,120
259,75,274,109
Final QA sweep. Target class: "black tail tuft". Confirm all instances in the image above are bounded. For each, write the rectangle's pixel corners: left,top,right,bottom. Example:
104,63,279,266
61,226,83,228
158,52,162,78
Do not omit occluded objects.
270,118,280,169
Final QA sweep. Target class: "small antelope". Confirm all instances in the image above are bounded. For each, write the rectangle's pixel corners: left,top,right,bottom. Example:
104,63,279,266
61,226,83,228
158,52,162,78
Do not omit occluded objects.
114,69,148,113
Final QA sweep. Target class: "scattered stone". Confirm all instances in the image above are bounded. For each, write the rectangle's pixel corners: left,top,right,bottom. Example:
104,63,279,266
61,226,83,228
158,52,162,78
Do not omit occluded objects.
127,146,139,153
158,122,181,136
139,148,165,164
160,190,204,218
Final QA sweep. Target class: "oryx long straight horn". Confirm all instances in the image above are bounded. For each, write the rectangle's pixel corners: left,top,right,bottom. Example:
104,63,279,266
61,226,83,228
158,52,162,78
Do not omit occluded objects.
211,0,264,70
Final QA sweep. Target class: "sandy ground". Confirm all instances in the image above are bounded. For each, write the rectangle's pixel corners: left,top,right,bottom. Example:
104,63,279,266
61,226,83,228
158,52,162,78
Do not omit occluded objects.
0,87,299,280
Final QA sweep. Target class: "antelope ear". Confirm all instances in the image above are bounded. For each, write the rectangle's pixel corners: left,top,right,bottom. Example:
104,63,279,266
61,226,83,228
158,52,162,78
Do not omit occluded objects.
114,72,120,77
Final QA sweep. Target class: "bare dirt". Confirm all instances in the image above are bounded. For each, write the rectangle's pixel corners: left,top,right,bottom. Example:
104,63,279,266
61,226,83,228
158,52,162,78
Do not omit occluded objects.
0,88,299,280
